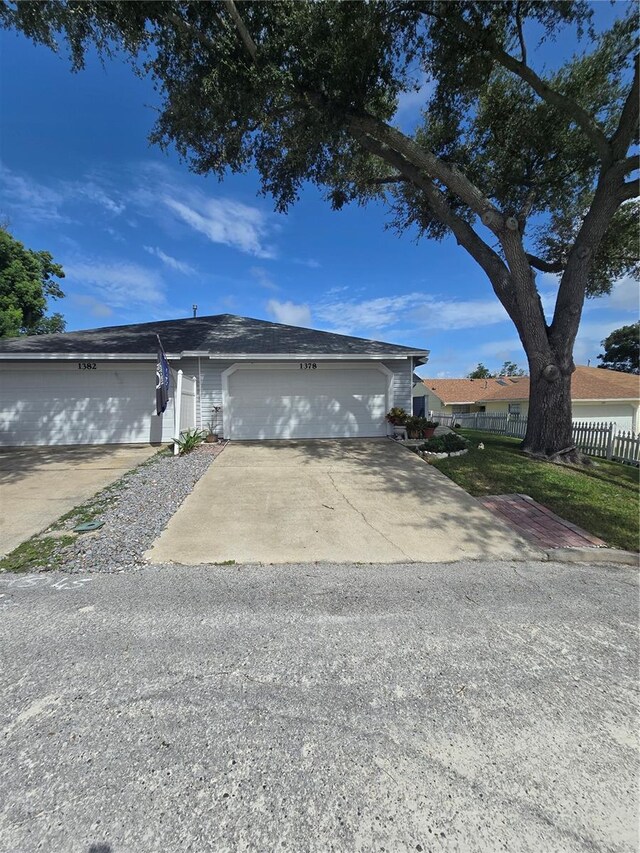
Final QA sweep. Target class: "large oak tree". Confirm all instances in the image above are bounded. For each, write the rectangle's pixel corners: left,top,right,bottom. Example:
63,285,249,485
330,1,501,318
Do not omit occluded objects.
4,0,637,459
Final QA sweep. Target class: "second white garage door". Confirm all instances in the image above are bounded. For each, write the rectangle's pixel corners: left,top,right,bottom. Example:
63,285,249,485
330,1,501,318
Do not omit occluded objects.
224,364,390,440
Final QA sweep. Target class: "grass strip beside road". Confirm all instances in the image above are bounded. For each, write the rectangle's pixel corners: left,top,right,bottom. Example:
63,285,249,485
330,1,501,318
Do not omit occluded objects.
432,430,639,553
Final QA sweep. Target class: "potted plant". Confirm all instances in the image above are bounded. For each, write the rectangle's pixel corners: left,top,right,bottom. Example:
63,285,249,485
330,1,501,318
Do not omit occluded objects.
422,419,438,439
205,420,219,443
405,416,438,439
385,407,408,426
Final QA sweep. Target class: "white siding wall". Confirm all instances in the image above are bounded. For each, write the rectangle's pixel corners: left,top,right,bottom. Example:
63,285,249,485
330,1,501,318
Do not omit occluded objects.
192,359,234,435
484,401,529,416
383,360,412,412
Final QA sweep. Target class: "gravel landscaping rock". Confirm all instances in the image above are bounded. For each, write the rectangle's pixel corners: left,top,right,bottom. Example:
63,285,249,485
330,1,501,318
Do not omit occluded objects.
47,443,226,574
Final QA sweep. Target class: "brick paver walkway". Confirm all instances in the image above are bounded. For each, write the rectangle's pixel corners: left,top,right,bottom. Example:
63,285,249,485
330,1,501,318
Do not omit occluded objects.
479,494,606,549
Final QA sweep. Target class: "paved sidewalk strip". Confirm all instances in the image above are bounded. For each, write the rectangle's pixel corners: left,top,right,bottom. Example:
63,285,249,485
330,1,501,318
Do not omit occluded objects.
479,493,606,549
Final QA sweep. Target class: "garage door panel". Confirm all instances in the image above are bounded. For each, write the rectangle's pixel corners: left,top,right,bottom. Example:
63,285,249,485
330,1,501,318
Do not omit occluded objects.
572,403,634,432
0,363,161,446
226,365,389,440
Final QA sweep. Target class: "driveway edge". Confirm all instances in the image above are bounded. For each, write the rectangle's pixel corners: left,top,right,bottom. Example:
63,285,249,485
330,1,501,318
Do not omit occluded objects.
544,547,639,567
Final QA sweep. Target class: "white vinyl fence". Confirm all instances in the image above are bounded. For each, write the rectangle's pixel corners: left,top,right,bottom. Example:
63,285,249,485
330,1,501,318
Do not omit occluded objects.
172,369,197,455
430,411,640,465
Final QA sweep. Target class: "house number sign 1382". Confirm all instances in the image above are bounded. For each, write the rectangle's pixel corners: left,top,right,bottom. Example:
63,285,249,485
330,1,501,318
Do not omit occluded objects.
78,362,97,369
299,362,317,370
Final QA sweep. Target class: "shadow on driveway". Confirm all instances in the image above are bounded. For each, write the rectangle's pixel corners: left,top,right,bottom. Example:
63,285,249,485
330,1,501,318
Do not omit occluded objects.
147,438,538,564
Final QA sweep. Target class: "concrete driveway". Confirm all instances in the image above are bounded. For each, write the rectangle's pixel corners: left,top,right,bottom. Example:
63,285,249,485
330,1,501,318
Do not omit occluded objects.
148,439,537,564
0,445,159,556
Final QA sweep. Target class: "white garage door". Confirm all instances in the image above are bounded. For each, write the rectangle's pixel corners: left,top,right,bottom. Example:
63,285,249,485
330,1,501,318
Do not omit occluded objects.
0,362,162,446
573,403,635,432
225,364,390,440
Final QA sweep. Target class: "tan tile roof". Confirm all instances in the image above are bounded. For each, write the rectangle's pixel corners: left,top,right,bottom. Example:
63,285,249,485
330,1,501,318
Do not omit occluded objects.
420,366,639,404
420,377,506,404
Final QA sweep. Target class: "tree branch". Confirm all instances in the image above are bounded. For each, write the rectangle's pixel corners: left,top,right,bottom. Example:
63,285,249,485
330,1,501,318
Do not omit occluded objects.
424,10,612,164
345,109,502,228
223,0,258,63
354,131,515,312
368,175,408,186
619,178,640,203
167,12,219,54
550,166,627,349
517,187,537,226
526,254,565,274
515,2,527,65
611,54,639,158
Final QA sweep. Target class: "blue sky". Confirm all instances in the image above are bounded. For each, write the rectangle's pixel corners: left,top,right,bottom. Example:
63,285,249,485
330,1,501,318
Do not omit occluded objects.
0,5,637,378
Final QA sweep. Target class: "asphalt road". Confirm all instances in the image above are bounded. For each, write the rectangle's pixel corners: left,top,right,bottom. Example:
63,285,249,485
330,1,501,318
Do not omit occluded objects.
1,559,638,853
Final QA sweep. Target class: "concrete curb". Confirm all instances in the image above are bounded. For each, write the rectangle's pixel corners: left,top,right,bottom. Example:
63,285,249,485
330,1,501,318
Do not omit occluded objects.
545,547,639,567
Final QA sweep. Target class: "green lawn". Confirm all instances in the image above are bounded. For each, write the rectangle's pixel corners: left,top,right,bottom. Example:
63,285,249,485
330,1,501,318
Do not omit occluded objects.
432,430,639,552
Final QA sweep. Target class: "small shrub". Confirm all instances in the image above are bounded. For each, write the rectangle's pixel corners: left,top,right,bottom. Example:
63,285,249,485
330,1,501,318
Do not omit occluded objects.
175,428,208,455
420,433,468,454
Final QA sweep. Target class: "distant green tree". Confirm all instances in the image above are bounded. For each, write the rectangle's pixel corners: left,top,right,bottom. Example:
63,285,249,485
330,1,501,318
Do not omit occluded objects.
0,228,65,338
467,363,492,379
468,361,526,377
597,322,639,374
497,360,526,377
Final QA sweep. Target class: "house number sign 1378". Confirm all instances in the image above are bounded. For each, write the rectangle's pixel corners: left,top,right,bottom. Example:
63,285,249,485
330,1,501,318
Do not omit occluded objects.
299,362,317,369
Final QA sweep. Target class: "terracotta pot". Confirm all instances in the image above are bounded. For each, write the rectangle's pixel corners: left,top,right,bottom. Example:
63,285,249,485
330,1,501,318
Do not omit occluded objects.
422,427,436,439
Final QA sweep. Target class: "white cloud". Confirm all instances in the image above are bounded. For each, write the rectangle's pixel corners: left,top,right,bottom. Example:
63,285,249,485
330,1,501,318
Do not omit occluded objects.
315,292,509,336
144,245,195,275
0,164,70,224
0,161,281,261
65,261,166,310
250,266,280,292
267,299,311,327
293,257,321,269
74,182,125,215
600,275,639,313
71,294,114,319
0,164,128,226
574,318,635,366
163,191,276,259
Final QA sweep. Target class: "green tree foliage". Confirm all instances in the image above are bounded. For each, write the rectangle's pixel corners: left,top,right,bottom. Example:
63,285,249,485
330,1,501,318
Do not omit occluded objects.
3,1,637,459
467,363,492,379
467,360,526,378
0,228,65,338
498,361,526,377
597,322,639,374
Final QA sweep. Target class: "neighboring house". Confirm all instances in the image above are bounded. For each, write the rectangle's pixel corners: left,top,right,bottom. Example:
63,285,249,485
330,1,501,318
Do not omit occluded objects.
413,366,639,432
0,314,428,446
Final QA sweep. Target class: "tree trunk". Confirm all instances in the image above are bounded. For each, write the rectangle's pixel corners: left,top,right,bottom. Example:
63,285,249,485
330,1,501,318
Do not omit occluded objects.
521,361,581,462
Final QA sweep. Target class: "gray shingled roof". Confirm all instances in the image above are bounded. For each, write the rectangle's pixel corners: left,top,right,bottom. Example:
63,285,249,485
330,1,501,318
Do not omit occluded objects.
0,314,427,358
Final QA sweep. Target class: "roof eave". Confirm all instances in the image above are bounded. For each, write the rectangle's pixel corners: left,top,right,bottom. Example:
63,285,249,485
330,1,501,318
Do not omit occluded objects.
0,349,428,362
